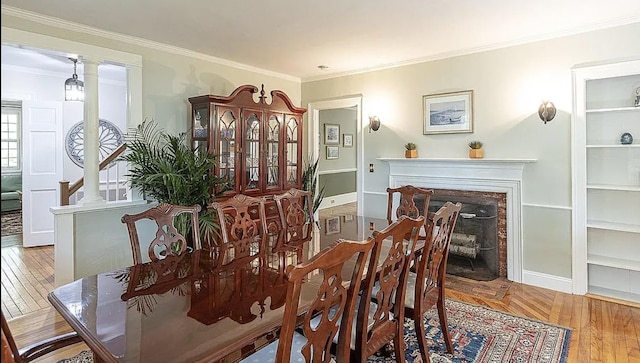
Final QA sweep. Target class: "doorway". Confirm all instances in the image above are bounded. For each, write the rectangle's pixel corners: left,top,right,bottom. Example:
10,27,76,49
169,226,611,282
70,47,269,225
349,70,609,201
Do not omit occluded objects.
307,96,363,216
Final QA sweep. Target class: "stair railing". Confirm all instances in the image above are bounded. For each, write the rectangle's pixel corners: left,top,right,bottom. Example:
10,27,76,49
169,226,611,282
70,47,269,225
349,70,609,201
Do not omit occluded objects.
60,143,127,206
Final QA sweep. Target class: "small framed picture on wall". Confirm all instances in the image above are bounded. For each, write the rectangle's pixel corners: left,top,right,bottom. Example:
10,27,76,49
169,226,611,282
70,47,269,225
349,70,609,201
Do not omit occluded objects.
326,146,339,160
324,124,340,144
343,134,353,147
325,216,341,235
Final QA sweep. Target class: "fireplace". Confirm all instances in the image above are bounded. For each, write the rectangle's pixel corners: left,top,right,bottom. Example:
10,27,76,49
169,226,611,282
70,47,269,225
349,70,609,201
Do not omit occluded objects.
380,157,536,282
428,190,506,281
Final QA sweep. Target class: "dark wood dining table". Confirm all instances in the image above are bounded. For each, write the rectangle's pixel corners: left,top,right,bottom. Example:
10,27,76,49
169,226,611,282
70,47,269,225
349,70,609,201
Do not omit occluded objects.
48,214,391,363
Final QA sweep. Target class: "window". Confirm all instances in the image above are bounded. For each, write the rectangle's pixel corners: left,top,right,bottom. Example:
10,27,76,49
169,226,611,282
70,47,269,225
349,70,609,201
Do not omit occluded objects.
1,102,21,171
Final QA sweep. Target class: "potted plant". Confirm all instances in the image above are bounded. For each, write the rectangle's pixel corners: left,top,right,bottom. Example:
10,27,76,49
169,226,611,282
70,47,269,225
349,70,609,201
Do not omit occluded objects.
120,119,228,243
302,154,325,217
405,142,418,158
468,141,484,159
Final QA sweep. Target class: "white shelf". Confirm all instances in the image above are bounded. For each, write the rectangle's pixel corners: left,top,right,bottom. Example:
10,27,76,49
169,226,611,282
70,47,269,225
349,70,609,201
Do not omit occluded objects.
587,220,640,233
588,254,640,271
587,286,640,303
573,60,640,303
586,144,640,148
587,184,640,192
586,106,640,113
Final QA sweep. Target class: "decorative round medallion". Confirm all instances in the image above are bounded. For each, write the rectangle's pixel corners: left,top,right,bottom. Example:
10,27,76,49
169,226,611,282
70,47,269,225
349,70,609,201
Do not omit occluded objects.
65,119,124,167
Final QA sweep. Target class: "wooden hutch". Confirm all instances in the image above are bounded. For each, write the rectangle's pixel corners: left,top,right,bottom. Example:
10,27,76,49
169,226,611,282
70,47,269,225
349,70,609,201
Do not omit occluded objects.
188,84,306,200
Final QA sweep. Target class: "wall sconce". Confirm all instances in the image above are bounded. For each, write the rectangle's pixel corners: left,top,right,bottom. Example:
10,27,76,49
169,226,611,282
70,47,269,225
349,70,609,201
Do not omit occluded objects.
538,100,556,124
368,115,381,133
65,58,84,101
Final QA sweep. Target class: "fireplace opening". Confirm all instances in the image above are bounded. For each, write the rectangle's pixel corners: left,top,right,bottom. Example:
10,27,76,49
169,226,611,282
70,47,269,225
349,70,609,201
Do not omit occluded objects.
429,198,498,281
415,190,507,282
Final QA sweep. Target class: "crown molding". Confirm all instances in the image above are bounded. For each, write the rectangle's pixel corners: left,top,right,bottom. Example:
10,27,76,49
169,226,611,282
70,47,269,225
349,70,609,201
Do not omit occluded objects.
1,5,301,83
302,16,640,83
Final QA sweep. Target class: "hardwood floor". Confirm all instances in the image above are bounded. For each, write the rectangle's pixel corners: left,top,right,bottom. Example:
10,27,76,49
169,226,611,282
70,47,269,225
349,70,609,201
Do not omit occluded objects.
1,203,639,362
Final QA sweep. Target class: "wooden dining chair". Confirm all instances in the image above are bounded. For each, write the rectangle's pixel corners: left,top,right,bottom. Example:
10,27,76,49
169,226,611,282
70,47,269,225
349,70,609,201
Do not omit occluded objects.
239,238,374,363
354,215,425,363
272,188,314,251
209,194,268,268
121,203,202,265
386,185,434,240
404,201,462,362
1,311,83,363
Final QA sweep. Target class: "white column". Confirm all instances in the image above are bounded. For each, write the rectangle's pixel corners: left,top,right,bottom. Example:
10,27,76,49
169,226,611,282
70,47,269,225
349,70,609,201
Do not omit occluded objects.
79,58,104,205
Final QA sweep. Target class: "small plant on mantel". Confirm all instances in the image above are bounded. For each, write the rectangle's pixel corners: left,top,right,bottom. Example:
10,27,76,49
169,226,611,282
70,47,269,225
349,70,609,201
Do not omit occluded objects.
405,142,418,158
468,141,484,159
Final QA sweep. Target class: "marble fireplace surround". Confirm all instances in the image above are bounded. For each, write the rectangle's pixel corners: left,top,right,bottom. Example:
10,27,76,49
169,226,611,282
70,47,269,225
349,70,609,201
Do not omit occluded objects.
379,158,536,282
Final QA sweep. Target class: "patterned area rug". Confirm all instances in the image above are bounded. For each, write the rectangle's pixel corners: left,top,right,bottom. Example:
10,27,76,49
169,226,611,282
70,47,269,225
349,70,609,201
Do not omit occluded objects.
0,211,22,236
55,299,571,363
370,299,571,363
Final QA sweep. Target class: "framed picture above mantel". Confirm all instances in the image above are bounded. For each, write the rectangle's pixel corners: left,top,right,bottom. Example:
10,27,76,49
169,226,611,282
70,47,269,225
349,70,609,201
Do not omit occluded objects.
423,90,473,135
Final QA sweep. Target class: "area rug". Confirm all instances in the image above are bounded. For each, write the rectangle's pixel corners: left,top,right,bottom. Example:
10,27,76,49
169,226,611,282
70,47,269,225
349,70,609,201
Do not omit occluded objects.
1,210,22,236
56,299,571,363
370,299,571,363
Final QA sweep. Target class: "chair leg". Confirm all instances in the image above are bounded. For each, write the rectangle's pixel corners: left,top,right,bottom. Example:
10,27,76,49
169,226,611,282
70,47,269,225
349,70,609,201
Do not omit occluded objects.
437,296,453,354
393,329,407,363
414,310,432,363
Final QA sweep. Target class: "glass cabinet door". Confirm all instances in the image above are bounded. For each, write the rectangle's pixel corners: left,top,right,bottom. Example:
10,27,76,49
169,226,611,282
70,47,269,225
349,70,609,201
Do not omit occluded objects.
217,107,238,195
193,106,209,140
266,114,282,191
244,111,262,193
285,115,300,188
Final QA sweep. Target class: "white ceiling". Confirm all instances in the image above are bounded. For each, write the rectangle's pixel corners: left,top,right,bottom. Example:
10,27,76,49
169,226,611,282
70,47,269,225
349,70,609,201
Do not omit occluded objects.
2,1,640,81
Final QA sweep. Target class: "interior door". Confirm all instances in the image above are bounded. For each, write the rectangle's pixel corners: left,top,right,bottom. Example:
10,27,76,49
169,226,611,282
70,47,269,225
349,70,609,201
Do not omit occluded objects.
21,100,63,247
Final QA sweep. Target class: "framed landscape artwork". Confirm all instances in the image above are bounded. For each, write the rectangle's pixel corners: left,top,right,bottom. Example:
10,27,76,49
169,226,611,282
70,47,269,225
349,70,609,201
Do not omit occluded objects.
324,124,340,144
423,90,473,135
326,146,339,160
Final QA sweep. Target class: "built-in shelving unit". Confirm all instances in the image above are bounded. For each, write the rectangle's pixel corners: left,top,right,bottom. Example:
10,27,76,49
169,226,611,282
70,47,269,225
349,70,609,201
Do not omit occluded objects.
572,59,640,304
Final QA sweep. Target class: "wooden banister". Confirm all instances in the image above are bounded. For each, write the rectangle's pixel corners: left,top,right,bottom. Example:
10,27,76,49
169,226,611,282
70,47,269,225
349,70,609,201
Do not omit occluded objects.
59,143,127,206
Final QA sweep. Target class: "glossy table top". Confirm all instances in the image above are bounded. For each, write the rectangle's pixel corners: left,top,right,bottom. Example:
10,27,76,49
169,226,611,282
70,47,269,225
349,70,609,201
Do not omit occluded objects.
48,215,389,363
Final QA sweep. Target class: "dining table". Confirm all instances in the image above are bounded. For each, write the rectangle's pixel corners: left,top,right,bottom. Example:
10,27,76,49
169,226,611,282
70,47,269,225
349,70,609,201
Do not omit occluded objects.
47,214,394,363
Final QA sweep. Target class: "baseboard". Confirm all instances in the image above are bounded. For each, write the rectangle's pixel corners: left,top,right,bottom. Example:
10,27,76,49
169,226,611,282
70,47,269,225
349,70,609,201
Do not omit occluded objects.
522,269,573,294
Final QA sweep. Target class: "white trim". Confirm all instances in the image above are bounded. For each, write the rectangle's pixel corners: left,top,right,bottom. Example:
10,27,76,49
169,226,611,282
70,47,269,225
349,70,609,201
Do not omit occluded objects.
302,18,640,82
522,270,573,294
522,203,572,210
308,96,363,215
51,200,150,286
318,192,357,210
1,27,142,67
379,157,536,283
1,6,299,83
318,167,358,175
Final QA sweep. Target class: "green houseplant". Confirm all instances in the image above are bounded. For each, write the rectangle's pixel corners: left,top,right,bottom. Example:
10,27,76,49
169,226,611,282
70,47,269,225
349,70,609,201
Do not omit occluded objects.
302,154,325,216
405,142,418,158
468,141,484,158
120,119,227,242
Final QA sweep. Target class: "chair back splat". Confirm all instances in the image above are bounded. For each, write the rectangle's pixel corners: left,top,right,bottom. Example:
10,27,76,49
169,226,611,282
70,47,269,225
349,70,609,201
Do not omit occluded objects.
386,185,434,239
239,238,374,363
272,188,314,251
406,201,462,362
355,215,425,363
121,203,202,265
209,194,268,268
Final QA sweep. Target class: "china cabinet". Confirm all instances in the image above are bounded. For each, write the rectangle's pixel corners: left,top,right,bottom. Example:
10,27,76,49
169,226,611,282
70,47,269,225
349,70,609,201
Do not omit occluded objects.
188,85,306,199
572,59,640,303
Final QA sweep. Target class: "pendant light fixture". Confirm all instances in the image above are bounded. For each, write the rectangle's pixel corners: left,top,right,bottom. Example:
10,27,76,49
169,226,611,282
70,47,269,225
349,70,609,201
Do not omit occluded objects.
65,58,84,101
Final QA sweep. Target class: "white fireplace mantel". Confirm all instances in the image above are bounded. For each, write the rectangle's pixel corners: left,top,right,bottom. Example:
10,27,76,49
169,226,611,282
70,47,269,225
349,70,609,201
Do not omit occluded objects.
378,157,537,282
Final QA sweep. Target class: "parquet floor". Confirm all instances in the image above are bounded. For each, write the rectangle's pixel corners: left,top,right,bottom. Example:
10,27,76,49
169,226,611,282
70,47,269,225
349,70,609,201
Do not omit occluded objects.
1,204,639,362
